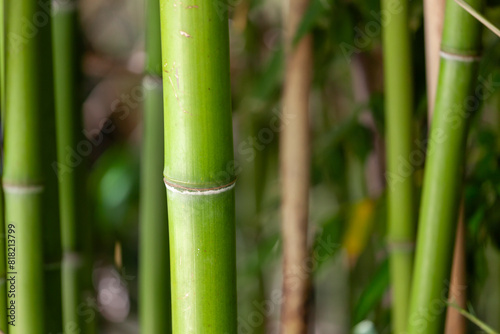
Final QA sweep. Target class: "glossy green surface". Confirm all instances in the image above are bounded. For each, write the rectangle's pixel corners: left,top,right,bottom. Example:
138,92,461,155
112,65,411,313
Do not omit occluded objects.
166,189,237,333
160,0,234,189
0,0,8,331
159,0,237,332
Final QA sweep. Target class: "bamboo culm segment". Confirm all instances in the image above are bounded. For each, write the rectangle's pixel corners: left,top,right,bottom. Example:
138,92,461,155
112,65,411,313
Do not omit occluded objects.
52,1,90,333
0,0,8,331
166,190,236,333
407,0,483,333
381,0,415,332
280,0,313,331
4,0,62,333
159,0,237,332
139,0,171,328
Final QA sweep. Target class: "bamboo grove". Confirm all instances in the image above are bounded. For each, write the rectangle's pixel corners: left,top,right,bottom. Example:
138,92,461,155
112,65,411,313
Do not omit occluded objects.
1,0,500,333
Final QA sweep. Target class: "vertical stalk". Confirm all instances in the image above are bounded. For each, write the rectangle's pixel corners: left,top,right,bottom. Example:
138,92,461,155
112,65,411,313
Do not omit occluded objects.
159,0,237,332
381,0,414,332
52,0,89,332
139,0,171,330
407,0,484,333
424,3,468,332
280,0,313,332
424,0,446,117
0,0,8,332
444,208,467,334
4,0,62,333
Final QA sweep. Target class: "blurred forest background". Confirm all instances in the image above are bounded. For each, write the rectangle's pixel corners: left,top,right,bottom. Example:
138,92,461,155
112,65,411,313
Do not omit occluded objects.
73,0,500,332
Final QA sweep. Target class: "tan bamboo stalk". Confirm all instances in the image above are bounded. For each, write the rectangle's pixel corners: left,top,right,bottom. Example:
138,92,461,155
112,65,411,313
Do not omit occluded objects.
445,209,467,334
424,0,446,117
280,0,313,332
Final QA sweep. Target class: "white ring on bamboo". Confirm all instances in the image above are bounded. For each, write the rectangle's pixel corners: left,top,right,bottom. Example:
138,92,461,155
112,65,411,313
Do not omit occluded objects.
439,50,482,62
164,182,236,195
2,184,45,194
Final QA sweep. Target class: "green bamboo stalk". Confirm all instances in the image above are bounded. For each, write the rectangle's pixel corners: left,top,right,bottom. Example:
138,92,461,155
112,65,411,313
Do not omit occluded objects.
0,0,4,117
159,1,237,332
407,0,484,333
139,0,171,330
0,0,8,332
4,0,62,333
381,0,414,332
52,1,89,333
0,189,6,334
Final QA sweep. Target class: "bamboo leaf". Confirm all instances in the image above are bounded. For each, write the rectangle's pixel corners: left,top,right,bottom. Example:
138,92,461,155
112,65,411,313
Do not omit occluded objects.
352,259,390,325
455,0,500,37
293,0,330,44
446,301,500,334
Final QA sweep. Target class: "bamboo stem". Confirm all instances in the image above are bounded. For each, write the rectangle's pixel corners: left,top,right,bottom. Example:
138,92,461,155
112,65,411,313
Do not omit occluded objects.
52,0,91,332
4,0,62,332
407,0,484,333
381,0,415,331
445,208,467,334
280,0,313,332
159,0,237,332
0,0,8,331
424,2,468,332
139,0,171,330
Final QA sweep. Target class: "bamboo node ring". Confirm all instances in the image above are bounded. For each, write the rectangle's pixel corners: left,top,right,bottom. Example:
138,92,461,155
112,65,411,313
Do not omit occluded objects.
439,50,482,62
164,178,237,195
2,183,45,195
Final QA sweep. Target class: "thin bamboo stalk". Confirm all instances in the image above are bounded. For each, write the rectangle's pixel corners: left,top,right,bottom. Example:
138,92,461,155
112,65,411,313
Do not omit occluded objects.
52,0,89,332
159,0,237,332
280,0,313,331
445,209,467,334
139,0,171,330
381,0,414,331
407,0,484,333
4,0,62,333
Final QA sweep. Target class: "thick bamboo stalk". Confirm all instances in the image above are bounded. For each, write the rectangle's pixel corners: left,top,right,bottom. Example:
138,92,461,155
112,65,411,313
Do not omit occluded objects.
4,0,62,333
0,0,4,115
0,0,8,332
423,3,468,332
52,1,89,333
381,0,414,332
280,0,313,332
407,0,483,333
0,189,6,334
139,0,171,330
159,0,237,332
